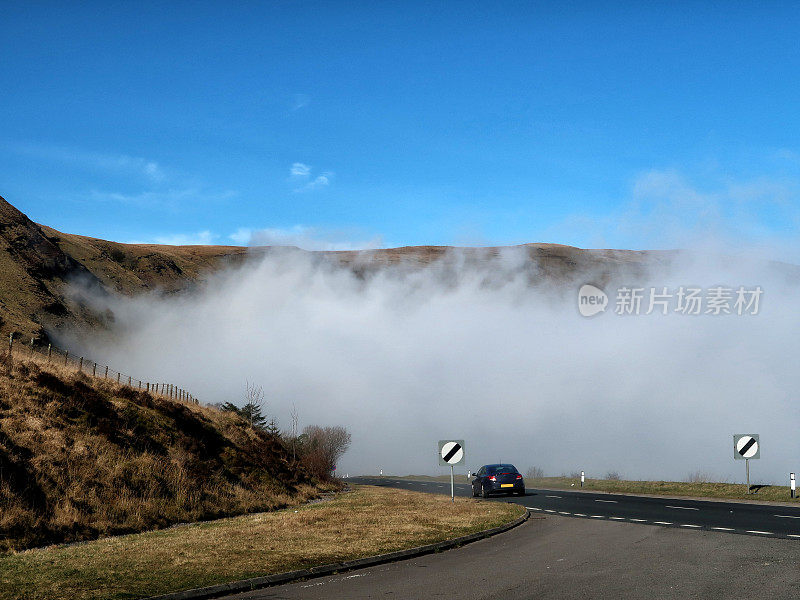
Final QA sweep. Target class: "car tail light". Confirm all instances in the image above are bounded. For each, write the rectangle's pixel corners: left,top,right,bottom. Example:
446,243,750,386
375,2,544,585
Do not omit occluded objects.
516,474,523,480
488,476,496,481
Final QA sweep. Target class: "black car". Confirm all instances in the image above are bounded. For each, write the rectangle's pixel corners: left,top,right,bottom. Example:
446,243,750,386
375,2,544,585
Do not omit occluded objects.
472,464,525,497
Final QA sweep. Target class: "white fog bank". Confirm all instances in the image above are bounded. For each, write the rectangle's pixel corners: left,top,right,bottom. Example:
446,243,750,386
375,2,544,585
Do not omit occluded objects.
73,247,800,485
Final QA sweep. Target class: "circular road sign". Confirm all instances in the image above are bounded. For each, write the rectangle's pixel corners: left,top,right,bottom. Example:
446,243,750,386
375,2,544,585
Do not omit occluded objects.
440,441,464,465
736,435,759,459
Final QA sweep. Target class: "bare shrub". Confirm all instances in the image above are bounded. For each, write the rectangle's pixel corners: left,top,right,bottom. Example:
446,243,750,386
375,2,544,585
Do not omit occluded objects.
685,470,714,483
604,471,622,481
300,425,352,480
569,471,581,479
525,466,544,479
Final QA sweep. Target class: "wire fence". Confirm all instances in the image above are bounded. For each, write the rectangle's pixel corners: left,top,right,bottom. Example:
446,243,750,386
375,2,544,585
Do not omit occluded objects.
5,333,198,404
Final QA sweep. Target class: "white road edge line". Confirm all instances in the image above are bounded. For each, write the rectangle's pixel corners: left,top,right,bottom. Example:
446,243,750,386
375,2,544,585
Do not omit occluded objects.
546,495,562,498
712,527,734,531
558,512,572,515
788,534,800,538
609,517,624,520
573,513,587,517
595,499,617,503
666,505,700,511
590,515,605,518
544,509,556,513
774,514,800,519
746,530,774,535
526,507,542,511
680,524,701,528
653,521,673,525
629,518,647,522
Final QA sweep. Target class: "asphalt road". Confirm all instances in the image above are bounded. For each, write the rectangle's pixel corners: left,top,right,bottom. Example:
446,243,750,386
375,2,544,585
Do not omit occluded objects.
352,476,800,540
225,504,800,600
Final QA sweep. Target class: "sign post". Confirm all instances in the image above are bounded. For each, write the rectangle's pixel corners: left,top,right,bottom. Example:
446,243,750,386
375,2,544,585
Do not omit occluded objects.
580,471,585,487
438,440,465,503
791,473,796,499
733,434,760,494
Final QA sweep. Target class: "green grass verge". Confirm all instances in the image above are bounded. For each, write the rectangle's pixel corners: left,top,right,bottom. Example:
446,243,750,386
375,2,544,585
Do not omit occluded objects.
0,485,524,600
382,474,799,503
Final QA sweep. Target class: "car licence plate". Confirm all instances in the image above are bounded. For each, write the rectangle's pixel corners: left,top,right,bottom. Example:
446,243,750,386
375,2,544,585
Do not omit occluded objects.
500,483,514,488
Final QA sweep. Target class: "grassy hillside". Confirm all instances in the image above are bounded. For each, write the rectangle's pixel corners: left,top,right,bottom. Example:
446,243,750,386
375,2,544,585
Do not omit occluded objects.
1,194,668,346
0,351,330,553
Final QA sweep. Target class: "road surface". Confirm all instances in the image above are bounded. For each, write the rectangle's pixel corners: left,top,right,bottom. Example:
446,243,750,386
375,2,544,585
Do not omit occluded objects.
216,477,800,599
353,476,800,539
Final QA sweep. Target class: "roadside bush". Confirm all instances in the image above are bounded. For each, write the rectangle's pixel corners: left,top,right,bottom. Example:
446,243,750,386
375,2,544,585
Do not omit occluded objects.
300,425,351,480
604,471,622,481
685,470,714,483
525,466,544,479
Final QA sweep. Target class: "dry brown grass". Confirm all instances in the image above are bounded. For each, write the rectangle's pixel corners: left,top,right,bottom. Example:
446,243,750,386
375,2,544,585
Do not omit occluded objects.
0,354,332,552
0,484,524,600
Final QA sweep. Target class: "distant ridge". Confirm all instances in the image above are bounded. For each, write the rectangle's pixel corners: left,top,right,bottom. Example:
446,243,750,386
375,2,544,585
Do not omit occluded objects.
0,195,662,344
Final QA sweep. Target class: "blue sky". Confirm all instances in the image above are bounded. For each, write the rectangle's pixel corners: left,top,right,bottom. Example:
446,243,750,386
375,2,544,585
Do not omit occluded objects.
2,2,800,251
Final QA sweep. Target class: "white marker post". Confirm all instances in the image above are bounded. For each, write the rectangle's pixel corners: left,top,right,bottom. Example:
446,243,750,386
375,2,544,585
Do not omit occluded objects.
581,471,585,488
791,473,796,499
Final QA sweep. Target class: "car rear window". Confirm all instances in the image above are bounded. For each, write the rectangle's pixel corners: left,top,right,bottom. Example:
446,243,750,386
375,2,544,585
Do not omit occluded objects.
488,465,518,474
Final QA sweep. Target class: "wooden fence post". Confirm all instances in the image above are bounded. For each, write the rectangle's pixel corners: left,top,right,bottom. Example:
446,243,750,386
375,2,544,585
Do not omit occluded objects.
64,351,69,366
117,372,120,384
104,365,108,379
146,382,150,393
47,343,52,362
92,362,97,377
78,357,83,372
128,376,131,386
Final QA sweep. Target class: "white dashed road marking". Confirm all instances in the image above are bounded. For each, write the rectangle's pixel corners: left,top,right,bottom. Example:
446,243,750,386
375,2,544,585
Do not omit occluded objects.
653,521,673,525
666,505,700,511
774,514,800,519
595,499,617,503
546,495,562,498
712,527,734,531
680,524,701,528
746,531,774,535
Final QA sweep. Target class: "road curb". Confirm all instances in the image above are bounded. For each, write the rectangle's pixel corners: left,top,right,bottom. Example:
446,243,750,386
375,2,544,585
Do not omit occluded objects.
145,508,529,600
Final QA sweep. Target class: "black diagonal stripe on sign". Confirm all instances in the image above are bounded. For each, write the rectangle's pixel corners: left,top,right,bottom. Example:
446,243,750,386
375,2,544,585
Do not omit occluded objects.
443,443,461,463
739,437,756,455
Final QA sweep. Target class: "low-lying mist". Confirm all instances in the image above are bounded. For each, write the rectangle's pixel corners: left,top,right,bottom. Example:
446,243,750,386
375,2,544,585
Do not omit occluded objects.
72,246,800,485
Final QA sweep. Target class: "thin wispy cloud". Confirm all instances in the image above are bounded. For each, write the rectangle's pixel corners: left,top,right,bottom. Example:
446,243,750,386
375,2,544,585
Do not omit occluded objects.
89,188,238,210
125,231,218,246
539,167,800,258
290,93,310,111
290,162,311,177
230,225,382,251
289,162,333,192
6,140,166,183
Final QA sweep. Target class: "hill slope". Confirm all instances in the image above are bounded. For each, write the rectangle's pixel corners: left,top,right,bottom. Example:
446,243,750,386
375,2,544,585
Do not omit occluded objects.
0,195,664,346
0,352,325,552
